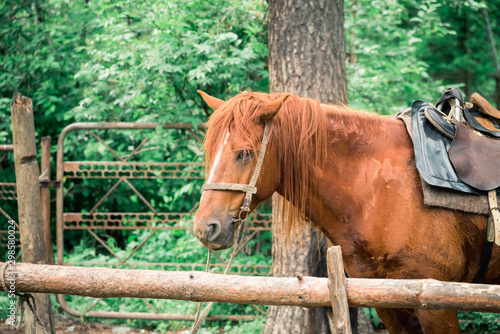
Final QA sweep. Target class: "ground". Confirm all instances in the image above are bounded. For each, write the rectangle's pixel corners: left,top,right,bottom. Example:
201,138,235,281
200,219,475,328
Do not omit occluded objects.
2,315,496,333
0,313,160,334
0,314,387,334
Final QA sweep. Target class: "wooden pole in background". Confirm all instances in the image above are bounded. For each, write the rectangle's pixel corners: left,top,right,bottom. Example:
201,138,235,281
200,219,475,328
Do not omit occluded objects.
11,93,54,334
40,137,54,264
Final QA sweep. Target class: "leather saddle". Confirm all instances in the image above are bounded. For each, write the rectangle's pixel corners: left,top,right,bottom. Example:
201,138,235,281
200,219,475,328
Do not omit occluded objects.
416,88,500,192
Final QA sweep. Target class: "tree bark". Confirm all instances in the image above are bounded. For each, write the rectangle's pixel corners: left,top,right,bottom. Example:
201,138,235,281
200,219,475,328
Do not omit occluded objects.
267,0,347,104
266,1,374,333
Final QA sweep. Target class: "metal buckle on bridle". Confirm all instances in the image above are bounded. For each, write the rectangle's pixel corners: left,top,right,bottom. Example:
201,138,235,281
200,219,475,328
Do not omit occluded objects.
238,206,250,221
234,206,251,244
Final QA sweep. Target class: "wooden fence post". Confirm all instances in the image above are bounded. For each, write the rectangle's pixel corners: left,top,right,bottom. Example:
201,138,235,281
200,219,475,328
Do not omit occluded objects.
40,137,54,264
327,246,352,334
11,93,55,334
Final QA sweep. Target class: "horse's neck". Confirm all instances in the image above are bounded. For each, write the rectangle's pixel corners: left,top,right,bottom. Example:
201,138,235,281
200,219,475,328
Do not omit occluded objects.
304,112,414,245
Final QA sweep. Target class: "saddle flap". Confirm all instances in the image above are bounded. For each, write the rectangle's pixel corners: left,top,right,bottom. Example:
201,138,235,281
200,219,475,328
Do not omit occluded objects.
449,120,500,191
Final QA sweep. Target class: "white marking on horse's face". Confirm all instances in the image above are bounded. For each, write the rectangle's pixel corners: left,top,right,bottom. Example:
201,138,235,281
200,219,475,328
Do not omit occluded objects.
207,130,230,184
200,130,230,202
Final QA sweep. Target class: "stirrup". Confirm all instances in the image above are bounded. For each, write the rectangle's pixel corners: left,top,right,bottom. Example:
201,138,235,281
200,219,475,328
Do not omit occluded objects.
424,107,455,139
436,87,464,122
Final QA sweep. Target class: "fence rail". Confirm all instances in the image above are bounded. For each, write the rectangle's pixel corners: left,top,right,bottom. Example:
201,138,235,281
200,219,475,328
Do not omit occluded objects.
3,260,500,313
0,144,13,151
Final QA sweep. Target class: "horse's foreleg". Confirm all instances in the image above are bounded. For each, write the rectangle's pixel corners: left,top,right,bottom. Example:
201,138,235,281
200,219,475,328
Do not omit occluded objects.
414,309,460,334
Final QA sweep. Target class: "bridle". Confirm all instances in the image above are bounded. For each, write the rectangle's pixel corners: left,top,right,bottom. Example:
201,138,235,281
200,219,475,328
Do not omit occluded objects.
201,122,271,225
191,122,271,334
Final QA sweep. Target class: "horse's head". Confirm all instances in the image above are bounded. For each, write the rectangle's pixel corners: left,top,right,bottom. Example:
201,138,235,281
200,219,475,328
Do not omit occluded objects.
193,91,289,250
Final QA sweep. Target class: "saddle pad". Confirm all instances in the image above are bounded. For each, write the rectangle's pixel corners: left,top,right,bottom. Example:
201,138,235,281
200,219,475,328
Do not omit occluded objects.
449,120,500,191
411,100,484,195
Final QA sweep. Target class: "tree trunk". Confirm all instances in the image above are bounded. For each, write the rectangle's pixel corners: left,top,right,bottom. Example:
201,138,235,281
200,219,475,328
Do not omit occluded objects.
264,195,330,334
265,1,373,333
267,0,347,104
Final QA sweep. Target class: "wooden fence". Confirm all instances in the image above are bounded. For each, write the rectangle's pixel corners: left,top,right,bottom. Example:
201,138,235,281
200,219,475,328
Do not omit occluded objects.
2,245,500,333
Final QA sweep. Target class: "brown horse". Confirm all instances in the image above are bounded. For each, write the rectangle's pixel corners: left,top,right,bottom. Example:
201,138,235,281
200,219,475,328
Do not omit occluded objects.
192,91,500,333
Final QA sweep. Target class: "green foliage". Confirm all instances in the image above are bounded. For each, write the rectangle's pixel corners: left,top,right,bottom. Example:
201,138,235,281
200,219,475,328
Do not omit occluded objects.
223,317,266,333
345,0,451,113
0,0,268,137
0,0,91,142
72,0,268,124
413,0,497,99
363,308,382,329
345,0,500,114
458,311,500,332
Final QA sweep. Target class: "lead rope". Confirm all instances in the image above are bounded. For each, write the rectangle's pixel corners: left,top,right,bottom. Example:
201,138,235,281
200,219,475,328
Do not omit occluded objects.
191,216,247,334
193,250,211,324
192,123,271,333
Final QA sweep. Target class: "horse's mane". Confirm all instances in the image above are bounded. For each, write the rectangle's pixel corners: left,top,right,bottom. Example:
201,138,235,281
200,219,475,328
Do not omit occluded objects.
203,91,360,236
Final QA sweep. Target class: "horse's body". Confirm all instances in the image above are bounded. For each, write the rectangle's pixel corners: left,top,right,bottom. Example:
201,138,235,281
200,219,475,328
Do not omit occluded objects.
193,91,500,333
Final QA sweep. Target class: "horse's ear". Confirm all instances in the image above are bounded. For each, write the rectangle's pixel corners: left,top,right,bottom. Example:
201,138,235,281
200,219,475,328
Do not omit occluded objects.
198,90,225,110
259,94,290,122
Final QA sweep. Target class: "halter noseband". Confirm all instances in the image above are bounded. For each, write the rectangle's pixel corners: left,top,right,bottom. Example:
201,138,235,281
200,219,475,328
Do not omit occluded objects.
201,122,271,218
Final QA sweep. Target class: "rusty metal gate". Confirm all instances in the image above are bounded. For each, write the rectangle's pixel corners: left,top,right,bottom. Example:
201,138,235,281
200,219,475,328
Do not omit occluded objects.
55,122,272,320
0,146,20,260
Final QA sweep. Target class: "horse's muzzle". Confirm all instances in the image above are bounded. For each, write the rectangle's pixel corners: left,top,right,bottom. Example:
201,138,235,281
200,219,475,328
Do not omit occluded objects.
193,216,236,250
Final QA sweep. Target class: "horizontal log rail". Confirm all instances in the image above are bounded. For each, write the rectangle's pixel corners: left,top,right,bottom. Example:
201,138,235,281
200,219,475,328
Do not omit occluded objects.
0,144,13,151
2,262,499,313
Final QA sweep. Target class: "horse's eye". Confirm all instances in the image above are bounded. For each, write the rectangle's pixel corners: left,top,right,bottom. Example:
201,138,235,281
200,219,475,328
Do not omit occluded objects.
236,150,253,162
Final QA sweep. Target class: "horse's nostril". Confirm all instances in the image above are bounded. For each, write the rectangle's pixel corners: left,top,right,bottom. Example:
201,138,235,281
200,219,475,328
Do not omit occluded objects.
206,221,221,242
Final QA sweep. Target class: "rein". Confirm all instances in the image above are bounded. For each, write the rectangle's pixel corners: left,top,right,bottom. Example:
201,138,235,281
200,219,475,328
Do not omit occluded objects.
191,122,271,333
